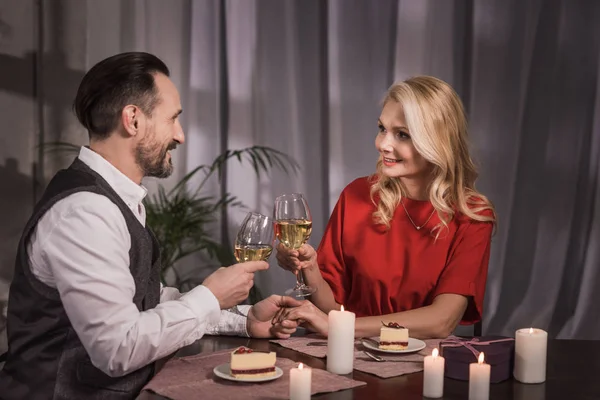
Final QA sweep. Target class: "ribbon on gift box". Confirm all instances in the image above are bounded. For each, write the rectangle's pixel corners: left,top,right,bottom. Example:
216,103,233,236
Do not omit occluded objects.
440,335,515,360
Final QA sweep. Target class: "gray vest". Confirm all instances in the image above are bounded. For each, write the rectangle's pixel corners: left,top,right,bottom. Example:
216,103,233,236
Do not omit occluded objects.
0,158,161,399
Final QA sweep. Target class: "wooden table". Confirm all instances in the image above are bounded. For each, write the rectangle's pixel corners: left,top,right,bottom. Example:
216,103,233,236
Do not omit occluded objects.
140,335,600,400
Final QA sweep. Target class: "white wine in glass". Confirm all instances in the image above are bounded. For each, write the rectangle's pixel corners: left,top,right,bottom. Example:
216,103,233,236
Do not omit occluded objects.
234,212,274,262
274,219,312,249
234,244,273,262
273,193,316,297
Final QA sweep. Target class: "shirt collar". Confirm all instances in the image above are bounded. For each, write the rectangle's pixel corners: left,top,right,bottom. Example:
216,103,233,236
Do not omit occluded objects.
77,146,148,208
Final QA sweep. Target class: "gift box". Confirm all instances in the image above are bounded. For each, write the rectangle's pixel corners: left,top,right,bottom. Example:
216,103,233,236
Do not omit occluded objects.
439,335,515,383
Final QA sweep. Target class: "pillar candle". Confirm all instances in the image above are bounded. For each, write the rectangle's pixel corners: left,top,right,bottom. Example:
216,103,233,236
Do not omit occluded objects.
326,305,356,374
290,363,311,400
513,328,547,383
423,348,444,398
469,352,490,400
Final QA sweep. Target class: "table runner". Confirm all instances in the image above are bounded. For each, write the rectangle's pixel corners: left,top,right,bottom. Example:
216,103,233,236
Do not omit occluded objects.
142,347,366,399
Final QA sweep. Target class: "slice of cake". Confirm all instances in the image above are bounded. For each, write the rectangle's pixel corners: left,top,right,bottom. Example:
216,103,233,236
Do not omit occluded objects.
230,346,277,378
379,322,409,350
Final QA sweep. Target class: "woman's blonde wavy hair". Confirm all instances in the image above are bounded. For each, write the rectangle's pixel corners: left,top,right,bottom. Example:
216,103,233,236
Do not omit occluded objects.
370,76,496,235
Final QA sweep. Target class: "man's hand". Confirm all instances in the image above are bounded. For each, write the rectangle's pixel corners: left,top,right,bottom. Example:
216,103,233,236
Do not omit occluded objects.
247,295,303,338
202,261,268,309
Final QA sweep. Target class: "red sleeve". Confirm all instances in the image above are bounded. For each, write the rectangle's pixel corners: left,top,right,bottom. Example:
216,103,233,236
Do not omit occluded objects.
316,191,349,306
432,217,493,324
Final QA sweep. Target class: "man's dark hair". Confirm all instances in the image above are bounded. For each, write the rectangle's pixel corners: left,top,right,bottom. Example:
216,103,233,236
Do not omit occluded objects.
73,52,170,139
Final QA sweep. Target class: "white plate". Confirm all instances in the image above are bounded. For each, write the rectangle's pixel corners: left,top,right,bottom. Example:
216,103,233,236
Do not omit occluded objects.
213,363,283,383
361,337,426,354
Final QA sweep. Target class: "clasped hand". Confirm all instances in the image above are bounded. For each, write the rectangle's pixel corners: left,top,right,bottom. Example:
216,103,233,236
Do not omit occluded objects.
261,299,330,338
202,259,329,338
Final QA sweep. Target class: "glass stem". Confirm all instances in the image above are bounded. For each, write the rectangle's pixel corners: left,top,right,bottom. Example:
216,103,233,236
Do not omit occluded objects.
296,269,307,288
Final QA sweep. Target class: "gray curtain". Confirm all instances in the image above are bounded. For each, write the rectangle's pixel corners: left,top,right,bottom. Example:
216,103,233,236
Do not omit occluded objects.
0,0,598,344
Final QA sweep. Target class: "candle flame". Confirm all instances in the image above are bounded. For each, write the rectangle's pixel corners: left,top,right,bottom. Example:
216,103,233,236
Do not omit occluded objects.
432,348,439,358
478,352,485,364
529,327,534,334
340,305,344,312
298,363,304,370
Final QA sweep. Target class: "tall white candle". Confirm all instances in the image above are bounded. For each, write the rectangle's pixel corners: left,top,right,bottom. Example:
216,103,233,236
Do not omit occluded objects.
423,348,444,398
514,328,547,383
469,352,490,400
290,363,311,400
326,305,356,374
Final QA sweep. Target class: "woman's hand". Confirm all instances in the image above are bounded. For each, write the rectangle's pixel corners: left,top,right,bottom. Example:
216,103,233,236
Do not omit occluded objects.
275,243,318,274
275,300,329,337
276,243,339,315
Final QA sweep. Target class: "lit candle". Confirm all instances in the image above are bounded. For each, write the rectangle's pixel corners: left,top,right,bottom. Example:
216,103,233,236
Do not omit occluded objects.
326,305,356,374
469,352,490,400
289,363,311,400
513,327,547,383
423,348,444,398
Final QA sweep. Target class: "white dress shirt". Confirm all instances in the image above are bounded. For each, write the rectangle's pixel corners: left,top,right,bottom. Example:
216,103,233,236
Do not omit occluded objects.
27,146,250,377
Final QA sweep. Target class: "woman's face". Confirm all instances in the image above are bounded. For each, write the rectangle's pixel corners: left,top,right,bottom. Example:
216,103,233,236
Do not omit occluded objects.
375,101,431,180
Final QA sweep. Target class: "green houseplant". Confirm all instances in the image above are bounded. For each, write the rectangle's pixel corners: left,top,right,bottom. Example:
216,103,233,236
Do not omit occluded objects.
43,142,299,303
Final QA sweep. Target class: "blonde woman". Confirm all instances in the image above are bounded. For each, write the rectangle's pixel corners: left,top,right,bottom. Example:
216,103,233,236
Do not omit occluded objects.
275,76,495,339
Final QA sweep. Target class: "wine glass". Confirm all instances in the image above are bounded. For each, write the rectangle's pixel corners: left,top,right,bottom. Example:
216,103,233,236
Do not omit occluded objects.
273,193,316,297
234,212,274,262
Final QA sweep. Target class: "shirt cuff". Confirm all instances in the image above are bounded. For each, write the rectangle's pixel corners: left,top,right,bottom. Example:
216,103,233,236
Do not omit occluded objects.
236,305,251,337
236,305,251,317
178,284,221,327
205,310,249,337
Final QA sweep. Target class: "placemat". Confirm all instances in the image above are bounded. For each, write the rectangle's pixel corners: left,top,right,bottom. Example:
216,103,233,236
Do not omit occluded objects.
142,347,366,399
271,334,441,379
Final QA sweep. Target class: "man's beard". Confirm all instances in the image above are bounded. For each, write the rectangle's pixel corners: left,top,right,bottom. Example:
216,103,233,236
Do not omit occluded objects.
136,137,178,179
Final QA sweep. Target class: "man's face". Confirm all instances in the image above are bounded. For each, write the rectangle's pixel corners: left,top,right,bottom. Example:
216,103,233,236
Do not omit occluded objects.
135,73,184,178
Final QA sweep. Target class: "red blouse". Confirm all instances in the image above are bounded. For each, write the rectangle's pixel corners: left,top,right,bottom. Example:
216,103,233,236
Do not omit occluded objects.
317,177,493,324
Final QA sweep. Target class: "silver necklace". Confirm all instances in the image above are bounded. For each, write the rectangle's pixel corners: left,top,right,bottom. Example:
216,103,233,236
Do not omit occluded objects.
400,200,435,230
